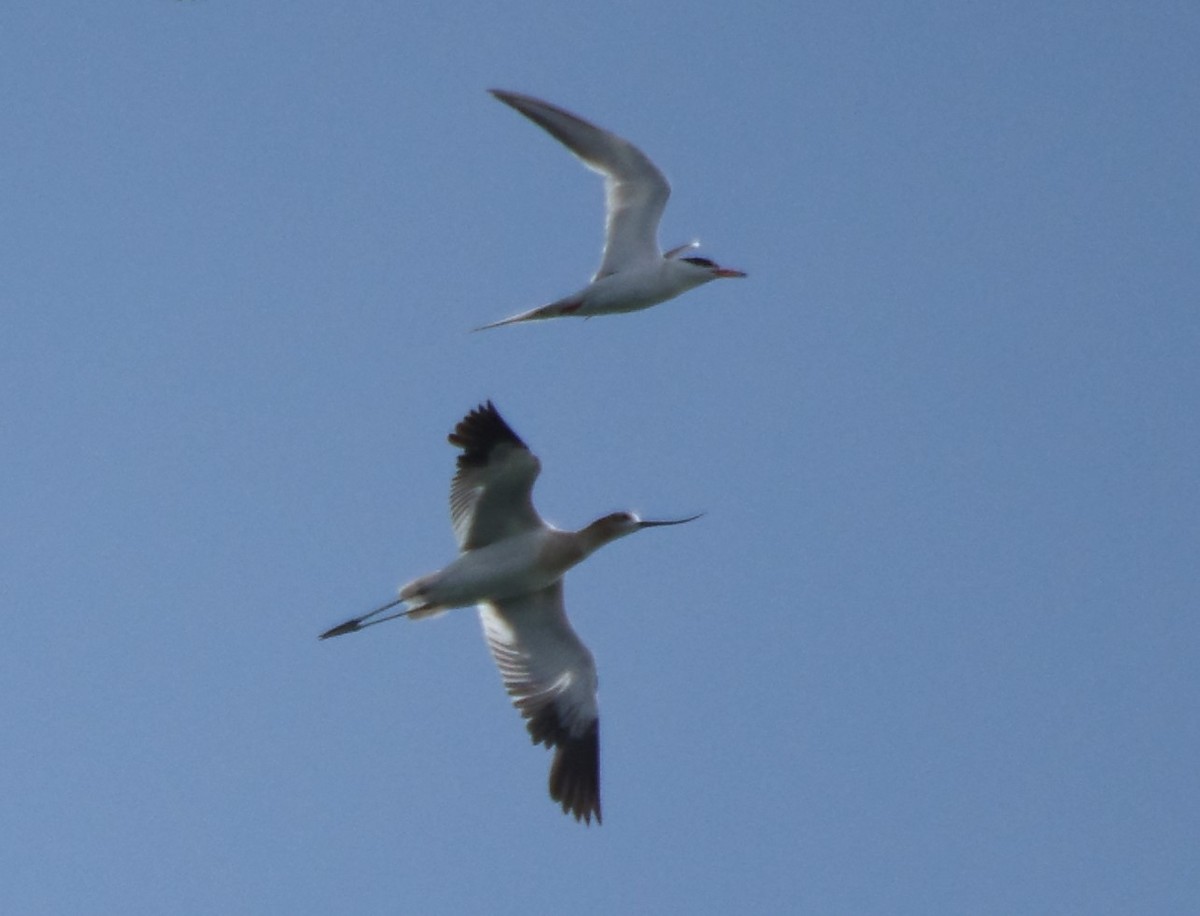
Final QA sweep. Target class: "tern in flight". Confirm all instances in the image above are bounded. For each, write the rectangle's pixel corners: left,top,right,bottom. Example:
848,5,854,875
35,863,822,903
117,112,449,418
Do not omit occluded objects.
475,90,745,330
320,402,701,824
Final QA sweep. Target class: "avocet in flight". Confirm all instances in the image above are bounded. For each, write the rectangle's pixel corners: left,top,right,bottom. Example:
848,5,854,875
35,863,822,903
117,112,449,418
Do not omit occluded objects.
320,402,700,824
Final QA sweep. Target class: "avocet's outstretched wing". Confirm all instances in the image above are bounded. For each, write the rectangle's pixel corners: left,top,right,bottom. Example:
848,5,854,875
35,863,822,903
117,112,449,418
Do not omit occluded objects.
480,582,601,825
448,401,545,550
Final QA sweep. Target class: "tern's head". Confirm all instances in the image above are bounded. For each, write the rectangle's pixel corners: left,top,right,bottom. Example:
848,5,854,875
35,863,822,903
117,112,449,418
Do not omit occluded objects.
672,254,748,284
585,510,704,549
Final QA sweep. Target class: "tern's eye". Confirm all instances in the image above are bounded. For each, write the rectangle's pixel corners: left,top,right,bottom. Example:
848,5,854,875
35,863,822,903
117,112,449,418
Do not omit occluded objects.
682,256,716,268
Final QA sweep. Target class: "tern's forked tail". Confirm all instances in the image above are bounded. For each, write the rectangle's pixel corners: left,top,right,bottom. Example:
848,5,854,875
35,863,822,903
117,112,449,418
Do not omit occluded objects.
473,297,584,331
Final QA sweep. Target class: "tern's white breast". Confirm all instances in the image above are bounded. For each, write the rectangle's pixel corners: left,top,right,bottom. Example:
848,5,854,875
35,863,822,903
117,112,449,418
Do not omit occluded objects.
584,261,710,314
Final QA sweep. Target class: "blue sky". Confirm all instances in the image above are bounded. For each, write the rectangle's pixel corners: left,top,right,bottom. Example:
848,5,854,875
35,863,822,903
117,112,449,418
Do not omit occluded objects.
3,2,1197,913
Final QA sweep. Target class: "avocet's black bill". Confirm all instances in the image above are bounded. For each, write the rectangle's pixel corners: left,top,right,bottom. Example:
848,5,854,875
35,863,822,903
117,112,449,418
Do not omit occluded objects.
637,513,704,529
318,595,407,640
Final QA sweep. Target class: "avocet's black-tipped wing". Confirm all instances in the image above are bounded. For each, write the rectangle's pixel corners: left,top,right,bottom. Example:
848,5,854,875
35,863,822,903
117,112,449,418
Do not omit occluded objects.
480,582,601,825
448,402,545,550
490,89,669,281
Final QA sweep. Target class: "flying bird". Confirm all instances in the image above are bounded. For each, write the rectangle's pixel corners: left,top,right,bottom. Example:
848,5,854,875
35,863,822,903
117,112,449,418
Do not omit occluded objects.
320,402,701,824
476,89,745,330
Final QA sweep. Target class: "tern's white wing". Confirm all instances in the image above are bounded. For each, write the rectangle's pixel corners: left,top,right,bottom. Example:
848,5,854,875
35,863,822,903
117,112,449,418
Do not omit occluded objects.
480,581,601,825
491,89,670,280
448,402,545,550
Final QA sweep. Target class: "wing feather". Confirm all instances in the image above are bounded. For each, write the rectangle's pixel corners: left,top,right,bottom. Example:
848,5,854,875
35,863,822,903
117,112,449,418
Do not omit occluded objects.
490,90,669,280
480,583,601,825
448,402,544,550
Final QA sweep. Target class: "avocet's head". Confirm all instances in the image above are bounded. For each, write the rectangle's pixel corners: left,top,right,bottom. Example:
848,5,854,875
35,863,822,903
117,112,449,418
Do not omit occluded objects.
588,510,704,548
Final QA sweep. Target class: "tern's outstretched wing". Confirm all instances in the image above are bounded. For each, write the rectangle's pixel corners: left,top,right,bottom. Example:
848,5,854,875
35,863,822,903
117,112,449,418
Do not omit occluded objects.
491,89,670,280
480,582,601,825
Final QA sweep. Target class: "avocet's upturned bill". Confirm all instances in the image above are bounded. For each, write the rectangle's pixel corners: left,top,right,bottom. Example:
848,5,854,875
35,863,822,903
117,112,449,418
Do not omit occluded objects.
319,402,701,825
475,90,746,330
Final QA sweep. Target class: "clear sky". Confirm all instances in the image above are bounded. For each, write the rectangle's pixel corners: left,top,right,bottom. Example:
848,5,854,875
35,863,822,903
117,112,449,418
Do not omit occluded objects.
3,3,1197,914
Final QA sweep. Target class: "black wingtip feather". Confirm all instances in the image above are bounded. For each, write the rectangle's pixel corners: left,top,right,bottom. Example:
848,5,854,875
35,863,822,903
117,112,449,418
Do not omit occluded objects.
448,401,527,468
548,720,602,826
527,706,601,825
